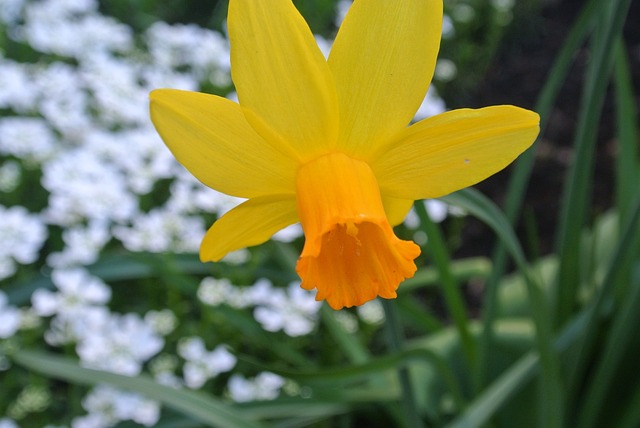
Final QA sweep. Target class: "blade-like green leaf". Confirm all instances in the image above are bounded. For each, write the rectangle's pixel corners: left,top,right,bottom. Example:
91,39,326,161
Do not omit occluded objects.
413,201,476,374
11,349,263,428
476,0,603,392
442,188,562,426
554,0,633,325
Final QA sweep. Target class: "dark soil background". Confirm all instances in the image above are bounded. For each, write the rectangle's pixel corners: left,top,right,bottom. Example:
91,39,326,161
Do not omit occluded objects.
451,0,640,261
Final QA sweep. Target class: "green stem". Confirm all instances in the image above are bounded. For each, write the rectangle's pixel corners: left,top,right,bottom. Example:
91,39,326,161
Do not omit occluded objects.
382,299,424,428
414,201,477,379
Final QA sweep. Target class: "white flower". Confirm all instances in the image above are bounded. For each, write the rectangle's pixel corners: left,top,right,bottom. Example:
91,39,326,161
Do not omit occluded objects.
0,291,21,339
334,0,352,27
272,223,303,243
197,277,234,307
0,116,57,164
81,54,148,126
77,313,164,376
0,160,21,192
46,221,110,268
404,199,453,229
228,372,285,403
413,87,447,121
76,385,159,427
144,309,177,336
0,59,38,112
0,205,48,280
34,62,91,141
253,282,321,337
112,208,205,253
31,268,111,317
178,337,236,389
145,22,230,82
21,0,132,59
357,300,385,325
0,418,19,428
42,147,137,226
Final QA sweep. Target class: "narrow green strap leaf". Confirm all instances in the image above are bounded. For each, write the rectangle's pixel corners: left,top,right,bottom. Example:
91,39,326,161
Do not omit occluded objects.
442,188,563,427
567,191,640,411
320,305,370,364
11,349,263,428
382,299,425,428
446,309,590,428
476,0,603,391
400,257,492,293
613,38,640,225
413,201,476,374
576,267,640,428
554,0,634,325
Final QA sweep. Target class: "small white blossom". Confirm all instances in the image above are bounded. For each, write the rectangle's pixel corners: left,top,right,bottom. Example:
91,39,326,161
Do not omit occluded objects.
178,337,236,389
334,0,352,27
272,223,303,243
0,291,21,339
113,208,205,253
31,268,111,318
253,282,321,337
405,199,453,229
0,418,19,428
146,22,230,82
21,0,132,59
42,147,137,226
228,372,285,403
357,300,385,325
77,312,164,376
197,277,234,307
144,309,177,336
0,205,48,280
46,221,110,268
413,87,447,121
34,62,92,141
0,160,21,192
0,60,37,112
75,385,159,428
0,117,56,164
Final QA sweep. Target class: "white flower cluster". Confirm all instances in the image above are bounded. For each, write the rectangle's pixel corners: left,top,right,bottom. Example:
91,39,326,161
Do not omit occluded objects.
72,385,160,428
228,372,286,403
0,291,21,339
31,269,165,376
0,205,48,280
0,0,238,278
178,337,237,389
198,278,322,337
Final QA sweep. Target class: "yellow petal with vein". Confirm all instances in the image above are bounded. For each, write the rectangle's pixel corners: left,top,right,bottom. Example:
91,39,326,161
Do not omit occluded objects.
328,0,442,156
229,0,338,159
372,106,540,199
200,195,299,262
150,89,297,199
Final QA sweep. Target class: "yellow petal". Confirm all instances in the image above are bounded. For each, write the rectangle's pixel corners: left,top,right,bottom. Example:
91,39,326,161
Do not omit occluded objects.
228,0,338,159
328,0,442,156
371,106,540,199
295,153,420,309
382,195,414,226
200,195,299,262
150,89,297,198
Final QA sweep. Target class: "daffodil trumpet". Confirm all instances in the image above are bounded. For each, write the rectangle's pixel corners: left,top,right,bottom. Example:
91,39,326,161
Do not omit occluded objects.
150,0,539,309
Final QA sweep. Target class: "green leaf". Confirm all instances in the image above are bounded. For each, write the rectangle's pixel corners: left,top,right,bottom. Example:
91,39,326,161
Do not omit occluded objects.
11,349,263,428
442,188,562,427
554,0,634,326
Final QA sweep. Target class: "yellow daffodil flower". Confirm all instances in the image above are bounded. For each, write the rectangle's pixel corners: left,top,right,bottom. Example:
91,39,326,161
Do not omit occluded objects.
150,0,539,309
